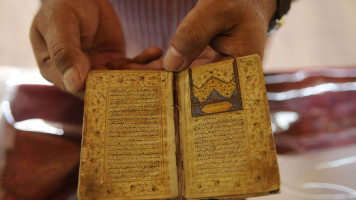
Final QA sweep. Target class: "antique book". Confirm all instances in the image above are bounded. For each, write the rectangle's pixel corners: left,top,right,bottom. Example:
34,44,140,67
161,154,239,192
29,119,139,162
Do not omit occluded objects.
78,55,280,200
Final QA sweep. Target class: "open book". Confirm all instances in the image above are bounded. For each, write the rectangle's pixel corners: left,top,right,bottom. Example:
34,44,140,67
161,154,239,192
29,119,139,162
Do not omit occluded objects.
78,55,280,199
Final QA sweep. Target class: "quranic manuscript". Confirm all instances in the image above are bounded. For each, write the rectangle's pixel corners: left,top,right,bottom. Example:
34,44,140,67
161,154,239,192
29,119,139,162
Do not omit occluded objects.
78,55,280,200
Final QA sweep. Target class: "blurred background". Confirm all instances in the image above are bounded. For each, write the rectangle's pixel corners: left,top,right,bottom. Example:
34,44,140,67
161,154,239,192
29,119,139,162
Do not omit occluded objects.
0,0,39,69
1,0,356,199
1,1,356,73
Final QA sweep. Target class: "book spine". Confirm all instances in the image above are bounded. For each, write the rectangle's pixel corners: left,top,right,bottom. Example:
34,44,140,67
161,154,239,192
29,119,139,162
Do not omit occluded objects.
173,73,184,200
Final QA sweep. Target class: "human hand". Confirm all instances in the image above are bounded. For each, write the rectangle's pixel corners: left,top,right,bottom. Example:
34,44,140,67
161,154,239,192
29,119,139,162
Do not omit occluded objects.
30,0,163,98
162,0,276,71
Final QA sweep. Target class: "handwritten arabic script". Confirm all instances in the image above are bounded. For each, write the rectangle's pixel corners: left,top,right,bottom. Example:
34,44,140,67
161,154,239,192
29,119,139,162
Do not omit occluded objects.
105,87,163,181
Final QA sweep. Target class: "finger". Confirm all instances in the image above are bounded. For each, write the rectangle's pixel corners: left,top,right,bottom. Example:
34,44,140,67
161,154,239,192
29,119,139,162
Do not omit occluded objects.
189,46,231,68
132,47,163,64
102,57,131,70
210,22,267,60
163,0,273,71
35,3,92,93
162,0,230,71
89,52,131,69
143,60,163,70
106,46,164,70
30,21,68,92
118,60,163,70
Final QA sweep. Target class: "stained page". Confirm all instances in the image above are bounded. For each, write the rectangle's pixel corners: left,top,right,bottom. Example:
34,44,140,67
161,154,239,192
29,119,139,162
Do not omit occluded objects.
78,70,177,199
177,55,280,199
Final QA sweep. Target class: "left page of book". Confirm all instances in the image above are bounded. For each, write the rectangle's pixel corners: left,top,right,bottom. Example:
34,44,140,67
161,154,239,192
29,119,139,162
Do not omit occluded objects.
78,70,178,200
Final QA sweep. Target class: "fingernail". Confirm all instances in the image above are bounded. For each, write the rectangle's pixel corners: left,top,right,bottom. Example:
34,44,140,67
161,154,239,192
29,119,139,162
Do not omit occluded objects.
63,67,81,93
163,46,185,71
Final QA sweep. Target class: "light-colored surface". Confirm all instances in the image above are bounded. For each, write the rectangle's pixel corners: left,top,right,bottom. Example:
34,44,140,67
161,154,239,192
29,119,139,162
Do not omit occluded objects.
250,144,356,200
263,0,356,72
0,0,40,68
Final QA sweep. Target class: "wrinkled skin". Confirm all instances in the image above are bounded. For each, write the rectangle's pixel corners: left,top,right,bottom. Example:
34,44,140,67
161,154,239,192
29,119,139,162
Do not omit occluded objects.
162,0,276,71
30,0,276,98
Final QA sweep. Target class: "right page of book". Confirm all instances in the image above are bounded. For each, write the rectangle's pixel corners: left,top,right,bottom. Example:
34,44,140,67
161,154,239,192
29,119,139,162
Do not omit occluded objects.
177,55,280,199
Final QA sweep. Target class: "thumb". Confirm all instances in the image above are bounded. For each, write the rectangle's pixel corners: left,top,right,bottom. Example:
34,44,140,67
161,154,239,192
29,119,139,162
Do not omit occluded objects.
36,6,91,93
162,1,226,71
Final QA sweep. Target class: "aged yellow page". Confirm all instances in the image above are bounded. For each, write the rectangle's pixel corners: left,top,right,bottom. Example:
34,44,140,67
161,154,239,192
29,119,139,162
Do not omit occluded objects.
78,70,178,199
177,55,280,199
